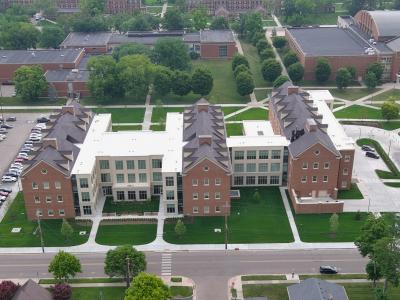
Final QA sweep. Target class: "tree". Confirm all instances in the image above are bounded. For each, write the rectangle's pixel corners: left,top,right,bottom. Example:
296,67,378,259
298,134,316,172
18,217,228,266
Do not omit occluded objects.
80,0,106,16
125,273,171,300
105,245,146,287
113,43,153,61
336,67,351,89
259,48,275,60
163,8,184,30
366,260,382,286
364,72,378,90
272,36,287,49
283,50,299,67
13,65,47,102
191,67,213,96
236,71,255,96
121,15,152,32
329,213,339,236
48,251,82,282
256,39,269,54
315,58,331,84
366,62,384,82
287,62,304,83
51,283,72,300
253,190,261,203
0,281,19,300
153,39,190,71
60,219,73,241
153,66,173,96
192,6,207,31
172,71,192,96
174,219,187,238
381,101,399,120
355,214,389,257
347,66,357,80
71,15,109,32
34,0,57,16
374,288,389,300
395,0,400,9
0,22,40,49
238,12,263,42
261,59,282,82
210,16,229,30
232,54,249,71
273,75,290,88
234,64,251,78
39,26,65,49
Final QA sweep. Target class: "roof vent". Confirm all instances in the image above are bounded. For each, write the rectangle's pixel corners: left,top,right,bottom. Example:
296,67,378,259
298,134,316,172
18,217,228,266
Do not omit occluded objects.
31,52,35,57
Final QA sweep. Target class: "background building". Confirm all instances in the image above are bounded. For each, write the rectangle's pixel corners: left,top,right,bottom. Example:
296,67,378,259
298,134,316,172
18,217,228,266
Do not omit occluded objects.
188,0,267,17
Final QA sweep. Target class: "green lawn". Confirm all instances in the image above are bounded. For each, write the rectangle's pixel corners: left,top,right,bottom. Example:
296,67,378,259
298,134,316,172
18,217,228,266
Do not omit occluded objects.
367,89,400,101
102,197,159,214
330,88,378,101
240,40,271,88
170,286,193,298
226,123,243,136
150,124,165,131
337,183,363,200
92,108,145,123
151,107,184,123
0,97,66,106
254,89,271,101
339,120,400,130
40,277,124,284
146,5,162,14
299,274,367,280
226,107,269,121
222,106,244,116
262,19,277,27
163,187,294,244
72,287,126,300
334,105,382,119
0,193,91,247
80,94,146,105
242,275,286,281
151,92,200,105
385,182,400,188
112,125,142,131
243,283,289,300
95,223,157,246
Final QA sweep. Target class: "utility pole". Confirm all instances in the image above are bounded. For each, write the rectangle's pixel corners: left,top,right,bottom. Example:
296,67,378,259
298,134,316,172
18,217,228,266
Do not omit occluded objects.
36,211,45,253
126,257,131,287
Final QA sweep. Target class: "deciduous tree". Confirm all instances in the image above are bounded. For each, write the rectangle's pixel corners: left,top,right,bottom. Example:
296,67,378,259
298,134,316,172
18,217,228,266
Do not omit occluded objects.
192,6,208,31
153,39,190,70
48,251,82,282
315,58,331,84
80,0,106,16
210,16,229,30
232,54,249,71
329,213,339,236
124,273,171,300
153,66,173,96
236,71,255,96
272,36,287,49
283,50,299,67
39,26,65,49
112,43,153,61
335,68,351,89
51,283,72,300
174,219,187,238
381,101,399,120
13,65,47,101
162,8,184,30
364,72,378,90
273,75,290,87
0,281,19,300
287,62,304,83
191,67,213,96
172,71,192,96
60,219,73,241
366,62,384,82
261,59,282,82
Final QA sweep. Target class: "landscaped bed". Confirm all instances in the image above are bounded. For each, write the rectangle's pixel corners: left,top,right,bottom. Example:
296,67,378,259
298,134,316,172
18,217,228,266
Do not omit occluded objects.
92,108,145,123
337,183,363,199
102,197,159,215
226,123,244,136
112,125,142,131
170,286,193,298
72,287,126,300
163,187,294,244
95,223,157,246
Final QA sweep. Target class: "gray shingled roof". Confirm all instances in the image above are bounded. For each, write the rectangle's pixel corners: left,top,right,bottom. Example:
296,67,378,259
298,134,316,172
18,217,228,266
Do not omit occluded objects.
387,36,400,51
12,279,52,300
45,69,89,82
367,10,400,37
287,278,349,300
0,49,83,64
270,82,340,158
61,32,112,47
182,99,231,174
200,30,235,43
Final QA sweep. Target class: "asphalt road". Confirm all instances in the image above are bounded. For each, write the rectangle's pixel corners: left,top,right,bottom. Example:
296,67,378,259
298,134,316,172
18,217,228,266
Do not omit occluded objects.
0,249,368,300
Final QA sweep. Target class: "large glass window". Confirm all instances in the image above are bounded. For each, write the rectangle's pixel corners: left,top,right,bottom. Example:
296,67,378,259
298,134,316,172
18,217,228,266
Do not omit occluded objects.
270,176,280,184
166,190,174,200
259,163,268,172
271,150,281,159
115,160,123,170
234,176,244,185
81,192,90,202
271,163,281,172
128,191,136,200
153,172,162,182
101,173,111,183
246,163,256,172
138,160,146,169
258,176,268,184
259,150,269,159
247,150,256,160
246,176,256,185
139,191,147,200
165,177,174,186
234,151,244,160
116,174,125,183
79,178,88,188
167,204,176,213
234,164,244,172
152,159,162,169
127,160,135,169
99,160,109,169
139,173,147,183
128,173,135,183
83,206,92,215
117,191,125,200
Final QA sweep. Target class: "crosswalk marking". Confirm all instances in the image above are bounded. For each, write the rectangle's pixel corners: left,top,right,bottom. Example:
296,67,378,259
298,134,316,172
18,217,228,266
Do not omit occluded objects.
161,253,172,276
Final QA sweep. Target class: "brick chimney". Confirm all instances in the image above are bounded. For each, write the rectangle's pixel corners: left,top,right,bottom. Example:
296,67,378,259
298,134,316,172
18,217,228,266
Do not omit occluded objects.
197,99,209,112
42,138,58,150
61,106,75,115
199,135,212,146
287,86,299,95
305,118,317,132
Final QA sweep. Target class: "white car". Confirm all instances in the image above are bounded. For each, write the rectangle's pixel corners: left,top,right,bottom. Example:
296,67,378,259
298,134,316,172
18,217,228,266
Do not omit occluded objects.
17,152,28,157
35,123,46,129
2,176,17,183
11,163,23,168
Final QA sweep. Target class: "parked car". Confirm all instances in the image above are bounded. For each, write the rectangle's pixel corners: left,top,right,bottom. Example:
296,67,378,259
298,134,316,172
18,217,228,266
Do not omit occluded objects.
319,266,338,274
0,191,8,197
2,176,17,183
37,117,50,123
366,151,379,159
0,196,6,202
0,188,12,193
0,128,7,134
6,116,16,122
0,124,13,129
361,145,375,152
35,123,46,129
14,158,25,163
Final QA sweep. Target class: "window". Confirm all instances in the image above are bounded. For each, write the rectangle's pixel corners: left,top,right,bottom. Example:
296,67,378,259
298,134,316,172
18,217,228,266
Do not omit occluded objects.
203,178,209,186
43,182,49,190
258,176,268,184
139,173,147,183
215,206,221,213
204,192,209,200
36,209,43,217
270,176,280,184
83,206,92,215
165,177,174,186
343,168,349,175
193,206,199,214
127,160,135,169
271,150,281,159
341,181,348,188
48,209,54,216
57,195,63,202
153,185,162,195
192,179,198,186
59,209,65,216
54,181,61,189
301,175,307,183
315,150,320,156
193,193,198,200
116,174,125,183
101,173,111,183
166,190,174,200
302,162,308,169
246,163,256,172
41,169,47,175
234,151,244,160
259,150,268,159
234,176,244,185
246,176,256,185
247,150,256,160
115,160,123,170
99,160,109,169
271,163,280,172
218,45,227,57
117,191,125,200
215,192,221,200
153,172,162,182
259,163,268,172
344,155,351,162
312,176,317,183
323,175,328,182
234,164,244,172
128,173,135,183
128,191,136,200
204,206,210,214
324,162,330,169
139,191,147,200
32,182,38,190
34,196,40,203
313,162,319,169
138,160,146,169
203,166,209,172
152,159,162,169
167,204,175,213
215,178,221,185
81,192,90,202
79,178,88,188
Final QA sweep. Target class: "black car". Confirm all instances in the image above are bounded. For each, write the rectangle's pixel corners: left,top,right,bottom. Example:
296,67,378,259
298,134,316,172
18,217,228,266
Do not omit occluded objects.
37,117,50,123
6,117,16,122
0,188,12,193
361,145,375,152
0,124,13,129
319,266,338,274
366,151,379,159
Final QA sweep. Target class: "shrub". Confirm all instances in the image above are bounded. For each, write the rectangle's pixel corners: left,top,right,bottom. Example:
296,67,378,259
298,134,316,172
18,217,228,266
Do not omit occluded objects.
259,48,275,60
272,36,287,49
256,39,270,54
261,59,282,82
287,62,304,83
0,281,19,300
51,283,72,300
364,72,378,90
336,68,351,89
189,51,200,60
232,54,249,71
315,58,331,84
234,64,251,78
273,75,290,88
283,50,298,67
381,101,399,120
346,66,357,80
366,62,384,81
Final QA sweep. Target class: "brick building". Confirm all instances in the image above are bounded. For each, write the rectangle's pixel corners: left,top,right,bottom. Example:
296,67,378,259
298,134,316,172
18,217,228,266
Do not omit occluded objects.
285,10,400,82
45,69,90,98
21,103,93,220
188,0,267,17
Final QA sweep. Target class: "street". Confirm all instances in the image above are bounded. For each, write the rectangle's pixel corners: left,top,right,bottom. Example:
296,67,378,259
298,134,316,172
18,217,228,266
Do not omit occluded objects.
0,249,368,300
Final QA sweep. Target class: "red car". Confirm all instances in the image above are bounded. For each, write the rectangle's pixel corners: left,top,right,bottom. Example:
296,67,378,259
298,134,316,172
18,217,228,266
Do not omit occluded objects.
14,158,25,163
0,191,8,197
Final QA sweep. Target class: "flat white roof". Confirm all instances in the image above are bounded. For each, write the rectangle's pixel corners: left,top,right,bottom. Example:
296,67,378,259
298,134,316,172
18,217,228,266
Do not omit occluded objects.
72,113,184,175
243,120,275,136
306,90,334,102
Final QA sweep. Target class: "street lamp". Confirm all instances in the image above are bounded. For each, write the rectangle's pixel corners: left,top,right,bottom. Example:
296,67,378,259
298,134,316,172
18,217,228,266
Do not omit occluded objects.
36,210,45,253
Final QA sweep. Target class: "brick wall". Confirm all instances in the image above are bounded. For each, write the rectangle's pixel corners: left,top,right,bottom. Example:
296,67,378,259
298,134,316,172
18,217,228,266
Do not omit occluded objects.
200,43,237,59
337,149,355,190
